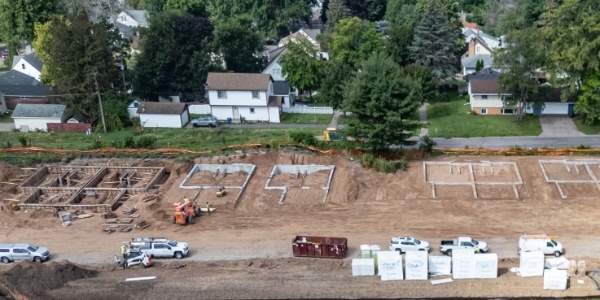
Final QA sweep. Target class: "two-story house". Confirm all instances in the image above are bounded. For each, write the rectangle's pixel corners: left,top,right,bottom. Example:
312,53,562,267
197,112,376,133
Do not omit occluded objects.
468,70,513,115
206,73,282,123
11,52,43,81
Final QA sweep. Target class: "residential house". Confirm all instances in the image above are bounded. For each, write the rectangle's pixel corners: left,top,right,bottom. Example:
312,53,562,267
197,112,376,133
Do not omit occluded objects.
0,70,51,110
11,52,43,81
136,102,189,128
12,103,67,131
468,71,575,116
115,10,148,28
273,81,294,108
468,71,513,115
262,47,288,81
462,27,502,56
461,54,494,77
206,72,282,123
278,28,328,60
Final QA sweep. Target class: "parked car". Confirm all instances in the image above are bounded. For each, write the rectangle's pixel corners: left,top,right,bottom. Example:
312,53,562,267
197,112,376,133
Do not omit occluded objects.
440,237,488,256
0,243,51,263
130,237,189,259
1,51,8,58
518,234,564,257
389,236,430,253
192,116,218,128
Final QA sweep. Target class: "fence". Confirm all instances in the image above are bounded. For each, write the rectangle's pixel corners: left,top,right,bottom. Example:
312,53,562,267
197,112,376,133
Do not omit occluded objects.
189,104,212,115
283,106,334,114
47,123,92,133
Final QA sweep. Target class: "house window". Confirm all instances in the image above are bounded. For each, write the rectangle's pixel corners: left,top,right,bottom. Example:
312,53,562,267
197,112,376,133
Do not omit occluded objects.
476,46,481,54
21,64,25,69
249,108,255,114
273,68,280,76
19,96,30,100
252,91,259,99
502,108,515,115
480,108,488,114
217,91,227,99
481,95,488,100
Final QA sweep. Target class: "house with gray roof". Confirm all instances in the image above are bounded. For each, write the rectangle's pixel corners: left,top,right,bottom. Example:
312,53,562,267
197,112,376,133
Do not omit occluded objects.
206,72,281,123
12,103,67,132
272,81,294,108
115,10,148,28
262,47,288,81
278,28,329,60
0,70,51,110
461,54,494,77
12,52,43,81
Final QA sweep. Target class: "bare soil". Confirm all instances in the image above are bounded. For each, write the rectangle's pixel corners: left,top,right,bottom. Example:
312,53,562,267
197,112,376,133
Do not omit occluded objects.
2,153,600,299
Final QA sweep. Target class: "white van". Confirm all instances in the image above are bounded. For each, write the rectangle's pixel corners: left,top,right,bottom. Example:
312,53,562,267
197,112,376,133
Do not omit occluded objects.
518,234,564,257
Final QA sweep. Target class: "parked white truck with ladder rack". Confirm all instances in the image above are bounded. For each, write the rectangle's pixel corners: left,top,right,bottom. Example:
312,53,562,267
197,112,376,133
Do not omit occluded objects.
130,237,190,259
518,234,564,257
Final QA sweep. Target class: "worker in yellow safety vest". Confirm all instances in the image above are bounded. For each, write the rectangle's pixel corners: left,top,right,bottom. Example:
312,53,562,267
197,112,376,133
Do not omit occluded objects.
121,244,128,260
206,202,211,215
183,196,190,204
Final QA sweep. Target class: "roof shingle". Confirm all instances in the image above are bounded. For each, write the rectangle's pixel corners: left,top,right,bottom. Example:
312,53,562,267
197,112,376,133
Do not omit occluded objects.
206,73,272,91
470,79,502,94
12,104,66,118
136,102,187,115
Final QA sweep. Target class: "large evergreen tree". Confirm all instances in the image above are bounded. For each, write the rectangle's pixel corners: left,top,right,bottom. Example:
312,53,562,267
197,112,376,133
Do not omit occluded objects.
34,12,122,119
318,61,354,110
133,10,217,100
344,52,421,151
409,1,456,81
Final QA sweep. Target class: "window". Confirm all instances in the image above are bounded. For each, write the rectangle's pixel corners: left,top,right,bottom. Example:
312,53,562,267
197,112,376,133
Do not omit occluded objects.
501,108,514,115
21,64,25,69
19,96,30,100
480,108,488,114
249,108,255,114
0,249,9,253
273,68,281,76
217,91,227,99
154,244,167,249
252,91,259,98
13,249,27,253
481,95,488,99
547,242,554,247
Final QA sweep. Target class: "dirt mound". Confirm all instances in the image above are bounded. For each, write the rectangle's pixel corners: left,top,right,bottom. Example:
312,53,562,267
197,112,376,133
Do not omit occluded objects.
0,260,98,300
0,162,22,192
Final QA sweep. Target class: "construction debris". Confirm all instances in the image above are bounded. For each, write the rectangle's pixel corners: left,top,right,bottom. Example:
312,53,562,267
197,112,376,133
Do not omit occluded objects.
130,212,141,218
105,218,118,224
118,218,133,224
77,213,93,219
142,195,157,202
58,211,72,224
121,226,133,232
101,212,117,219
134,220,150,229
102,228,115,234
122,205,137,215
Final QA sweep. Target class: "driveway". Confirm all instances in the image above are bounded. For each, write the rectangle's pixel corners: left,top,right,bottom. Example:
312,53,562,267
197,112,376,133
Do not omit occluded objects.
538,115,584,137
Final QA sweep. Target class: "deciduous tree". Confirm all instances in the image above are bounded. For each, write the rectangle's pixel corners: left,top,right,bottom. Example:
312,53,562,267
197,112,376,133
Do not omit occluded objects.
214,15,265,73
280,39,324,101
326,0,350,29
330,17,383,68
344,52,421,151
318,61,353,110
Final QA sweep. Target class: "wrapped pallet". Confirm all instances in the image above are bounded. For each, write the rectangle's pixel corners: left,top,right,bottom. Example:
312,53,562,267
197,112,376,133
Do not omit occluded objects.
543,269,568,290
405,251,428,280
429,255,452,276
519,251,545,277
452,249,476,279
377,251,403,281
475,253,498,278
352,258,375,276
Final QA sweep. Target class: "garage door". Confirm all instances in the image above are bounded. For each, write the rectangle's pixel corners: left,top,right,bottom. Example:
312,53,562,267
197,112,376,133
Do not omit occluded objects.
542,103,567,115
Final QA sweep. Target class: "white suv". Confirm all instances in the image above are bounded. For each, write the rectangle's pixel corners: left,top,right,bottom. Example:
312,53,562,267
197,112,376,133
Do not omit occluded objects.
389,236,430,253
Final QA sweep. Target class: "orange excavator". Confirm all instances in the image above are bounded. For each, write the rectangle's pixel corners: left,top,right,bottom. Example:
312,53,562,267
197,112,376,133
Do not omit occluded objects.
172,193,201,225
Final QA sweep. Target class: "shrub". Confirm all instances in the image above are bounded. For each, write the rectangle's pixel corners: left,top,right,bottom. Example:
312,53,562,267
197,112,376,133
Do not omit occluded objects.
419,135,436,152
576,144,591,149
124,136,136,148
373,157,396,173
136,135,157,149
288,130,317,146
18,135,28,147
362,153,375,167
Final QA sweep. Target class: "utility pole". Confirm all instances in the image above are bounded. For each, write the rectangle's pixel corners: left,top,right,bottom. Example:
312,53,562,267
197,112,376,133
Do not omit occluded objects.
92,72,107,133
120,56,126,93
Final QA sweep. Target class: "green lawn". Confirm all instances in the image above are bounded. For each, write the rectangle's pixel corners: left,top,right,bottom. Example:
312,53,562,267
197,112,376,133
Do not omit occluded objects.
427,100,542,138
0,111,11,122
573,118,600,135
281,113,332,124
0,127,321,152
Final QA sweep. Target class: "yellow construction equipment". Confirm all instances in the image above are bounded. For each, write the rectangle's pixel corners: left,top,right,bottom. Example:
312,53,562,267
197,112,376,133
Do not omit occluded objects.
215,186,226,197
323,128,345,142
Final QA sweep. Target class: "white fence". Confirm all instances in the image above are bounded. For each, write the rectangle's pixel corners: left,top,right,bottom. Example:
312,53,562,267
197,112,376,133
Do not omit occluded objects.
282,106,334,114
189,104,212,115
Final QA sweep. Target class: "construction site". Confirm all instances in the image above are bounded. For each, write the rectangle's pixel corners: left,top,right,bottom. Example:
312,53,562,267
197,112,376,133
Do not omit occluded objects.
2,151,600,299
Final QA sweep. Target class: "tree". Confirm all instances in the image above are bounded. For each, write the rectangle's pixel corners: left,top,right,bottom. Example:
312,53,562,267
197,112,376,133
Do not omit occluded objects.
344,52,421,151
345,0,369,19
366,0,387,21
98,91,132,132
165,0,207,15
280,39,324,101
318,61,354,110
493,27,546,121
214,15,265,73
34,12,122,119
326,0,350,29
403,63,436,103
387,21,415,65
144,0,167,18
321,0,329,24
475,59,484,72
409,1,457,81
577,71,600,124
133,10,217,100
0,0,63,61
330,17,383,68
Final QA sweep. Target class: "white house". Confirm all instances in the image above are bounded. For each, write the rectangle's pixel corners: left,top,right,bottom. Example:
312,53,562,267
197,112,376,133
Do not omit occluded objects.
524,88,576,116
115,10,149,28
206,72,282,123
278,28,328,60
12,103,67,131
262,48,287,81
12,53,42,81
136,102,189,128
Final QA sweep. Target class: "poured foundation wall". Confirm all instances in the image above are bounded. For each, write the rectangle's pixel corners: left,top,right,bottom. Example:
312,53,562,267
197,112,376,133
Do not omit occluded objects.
540,159,600,199
180,164,256,206
265,165,335,204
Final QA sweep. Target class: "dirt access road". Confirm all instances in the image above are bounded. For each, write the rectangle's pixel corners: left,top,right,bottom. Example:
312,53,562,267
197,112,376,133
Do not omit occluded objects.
2,152,600,299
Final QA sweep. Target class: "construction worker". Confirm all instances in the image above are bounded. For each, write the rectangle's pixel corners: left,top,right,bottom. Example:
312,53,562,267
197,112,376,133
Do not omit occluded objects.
120,244,128,260
206,202,211,215
183,196,190,204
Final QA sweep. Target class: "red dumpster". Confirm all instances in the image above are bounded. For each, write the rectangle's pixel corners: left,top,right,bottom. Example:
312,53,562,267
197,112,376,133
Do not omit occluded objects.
292,235,348,259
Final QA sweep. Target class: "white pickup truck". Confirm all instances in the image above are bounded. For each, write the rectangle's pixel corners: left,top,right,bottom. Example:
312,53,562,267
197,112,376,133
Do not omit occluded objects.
130,237,190,259
440,237,488,256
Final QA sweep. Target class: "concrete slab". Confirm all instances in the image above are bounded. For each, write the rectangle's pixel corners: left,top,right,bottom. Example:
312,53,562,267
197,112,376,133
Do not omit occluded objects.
539,116,584,137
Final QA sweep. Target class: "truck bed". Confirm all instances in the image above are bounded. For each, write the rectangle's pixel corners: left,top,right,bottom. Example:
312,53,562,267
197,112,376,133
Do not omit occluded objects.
440,240,455,246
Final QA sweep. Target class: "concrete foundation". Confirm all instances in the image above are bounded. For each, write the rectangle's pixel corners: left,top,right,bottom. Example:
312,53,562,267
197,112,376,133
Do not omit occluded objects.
265,165,335,204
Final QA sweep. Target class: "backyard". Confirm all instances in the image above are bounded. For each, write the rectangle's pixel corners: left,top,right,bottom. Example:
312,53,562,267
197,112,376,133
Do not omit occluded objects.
427,99,542,138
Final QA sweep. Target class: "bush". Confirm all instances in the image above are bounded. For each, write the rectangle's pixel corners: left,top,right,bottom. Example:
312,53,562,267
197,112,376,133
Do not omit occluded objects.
419,135,436,152
136,135,157,149
373,157,396,173
288,130,317,146
576,144,591,149
18,135,28,147
124,136,136,148
362,153,375,167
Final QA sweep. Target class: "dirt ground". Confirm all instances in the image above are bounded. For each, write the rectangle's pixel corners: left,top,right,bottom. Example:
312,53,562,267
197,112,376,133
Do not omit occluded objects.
3,152,600,299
